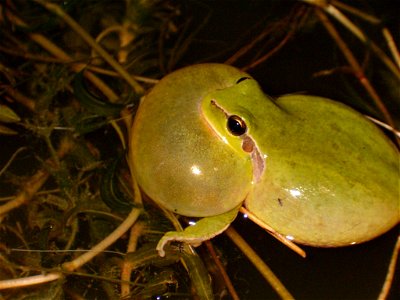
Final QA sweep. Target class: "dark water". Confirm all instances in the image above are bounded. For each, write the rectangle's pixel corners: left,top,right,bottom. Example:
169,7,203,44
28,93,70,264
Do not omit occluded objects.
217,217,400,300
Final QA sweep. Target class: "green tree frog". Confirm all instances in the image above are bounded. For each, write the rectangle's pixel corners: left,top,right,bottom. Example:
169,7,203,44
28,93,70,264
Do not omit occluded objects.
130,64,399,256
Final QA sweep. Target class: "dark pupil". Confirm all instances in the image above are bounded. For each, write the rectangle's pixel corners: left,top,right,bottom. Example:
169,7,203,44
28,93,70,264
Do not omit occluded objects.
227,115,246,136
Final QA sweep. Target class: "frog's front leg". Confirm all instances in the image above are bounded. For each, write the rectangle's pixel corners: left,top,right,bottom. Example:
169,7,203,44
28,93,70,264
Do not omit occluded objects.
157,206,240,257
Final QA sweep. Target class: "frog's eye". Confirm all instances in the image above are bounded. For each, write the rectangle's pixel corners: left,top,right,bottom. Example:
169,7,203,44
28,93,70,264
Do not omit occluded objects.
227,115,247,136
236,77,251,84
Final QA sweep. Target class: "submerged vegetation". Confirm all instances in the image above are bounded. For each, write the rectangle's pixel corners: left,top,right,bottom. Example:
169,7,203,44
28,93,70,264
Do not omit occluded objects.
0,1,398,299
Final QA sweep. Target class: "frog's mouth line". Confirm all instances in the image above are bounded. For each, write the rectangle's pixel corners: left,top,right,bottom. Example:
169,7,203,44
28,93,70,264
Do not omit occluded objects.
241,135,265,183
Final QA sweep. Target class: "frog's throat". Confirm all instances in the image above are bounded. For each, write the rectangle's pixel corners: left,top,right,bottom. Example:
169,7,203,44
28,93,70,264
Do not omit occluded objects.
241,135,265,183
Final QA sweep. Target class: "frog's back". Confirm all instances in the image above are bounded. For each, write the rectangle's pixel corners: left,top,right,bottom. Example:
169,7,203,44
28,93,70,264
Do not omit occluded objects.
248,94,399,247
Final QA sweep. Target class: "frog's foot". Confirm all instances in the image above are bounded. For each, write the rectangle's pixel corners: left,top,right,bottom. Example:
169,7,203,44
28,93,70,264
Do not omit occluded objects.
156,206,240,257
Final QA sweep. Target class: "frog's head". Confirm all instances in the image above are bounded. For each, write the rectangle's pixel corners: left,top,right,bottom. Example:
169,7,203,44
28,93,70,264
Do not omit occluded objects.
201,77,280,184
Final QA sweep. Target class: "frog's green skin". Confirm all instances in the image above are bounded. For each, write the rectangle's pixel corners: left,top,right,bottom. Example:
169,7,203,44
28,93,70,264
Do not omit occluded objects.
130,63,399,252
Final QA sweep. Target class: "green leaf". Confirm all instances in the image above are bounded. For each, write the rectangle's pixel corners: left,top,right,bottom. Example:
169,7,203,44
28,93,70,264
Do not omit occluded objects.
180,252,214,300
0,124,18,135
0,105,21,123
125,244,213,299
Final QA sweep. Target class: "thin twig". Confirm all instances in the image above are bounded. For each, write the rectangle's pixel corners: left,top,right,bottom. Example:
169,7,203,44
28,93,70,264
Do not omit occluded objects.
225,20,275,66
301,0,400,79
225,227,294,300
35,0,144,95
0,138,73,216
205,240,240,300
315,8,397,143
331,0,380,24
5,10,119,102
378,235,400,300
121,221,145,298
0,147,27,177
4,86,36,112
62,207,141,272
240,207,306,258
0,272,63,290
365,116,400,137
0,45,74,63
324,4,400,79
382,28,400,69
242,27,294,72
226,6,308,70
0,44,158,85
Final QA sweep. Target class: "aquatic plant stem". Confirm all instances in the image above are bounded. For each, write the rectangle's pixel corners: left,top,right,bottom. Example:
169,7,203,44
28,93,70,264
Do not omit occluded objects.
121,221,145,297
302,0,400,79
0,147,27,178
0,169,48,216
378,235,400,300
0,272,63,290
35,0,144,95
240,207,306,258
4,10,119,102
225,227,294,300
3,87,36,112
382,28,400,69
0,138,73,216
62,207,141,272
205,240,240,300
330,0,380,24
315,8,397,143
